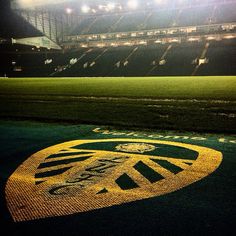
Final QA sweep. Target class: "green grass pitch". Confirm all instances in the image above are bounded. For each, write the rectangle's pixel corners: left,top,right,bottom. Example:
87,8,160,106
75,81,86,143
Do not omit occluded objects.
0,76,236,132
0,76,236,100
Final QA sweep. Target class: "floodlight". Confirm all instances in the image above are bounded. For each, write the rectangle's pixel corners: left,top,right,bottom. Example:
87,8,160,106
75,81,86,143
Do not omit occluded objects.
224,35,235,39
81,5,90,13
17,0,33,7
18,0,31,4
127,0,138,9
155,0,166,4
207,36,216,40
66,8,72,14
17,0,70,8
107,3,115,11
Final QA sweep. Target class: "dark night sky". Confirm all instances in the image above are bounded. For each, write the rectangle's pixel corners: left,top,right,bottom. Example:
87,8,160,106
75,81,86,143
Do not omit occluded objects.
0,0,11,18
0,0,16,37
0,0,10,10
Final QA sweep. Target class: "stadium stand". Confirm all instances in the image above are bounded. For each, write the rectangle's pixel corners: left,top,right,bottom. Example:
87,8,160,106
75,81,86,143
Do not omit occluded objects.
2,39,234,78
0,0,236,77
196,39,236,75
70,2,236,35
57,41,234,77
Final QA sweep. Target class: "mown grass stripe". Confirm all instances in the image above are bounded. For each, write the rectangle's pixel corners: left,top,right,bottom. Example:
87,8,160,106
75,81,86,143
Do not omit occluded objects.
1,76,236,100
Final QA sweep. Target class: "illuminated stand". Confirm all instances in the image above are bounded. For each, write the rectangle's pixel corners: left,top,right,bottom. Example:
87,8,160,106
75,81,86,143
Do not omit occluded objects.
10,0,236,51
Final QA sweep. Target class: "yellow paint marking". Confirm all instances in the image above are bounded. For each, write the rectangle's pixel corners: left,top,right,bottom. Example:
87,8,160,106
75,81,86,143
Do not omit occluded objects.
141,158,176,179
119,152,195,164
125,168,152,187
36,164,74,173
167,159,193,169
43,152,95,163
6,139,222,222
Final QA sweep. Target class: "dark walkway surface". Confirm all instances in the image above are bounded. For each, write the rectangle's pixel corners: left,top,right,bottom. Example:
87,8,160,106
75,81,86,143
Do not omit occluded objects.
0,120,235,235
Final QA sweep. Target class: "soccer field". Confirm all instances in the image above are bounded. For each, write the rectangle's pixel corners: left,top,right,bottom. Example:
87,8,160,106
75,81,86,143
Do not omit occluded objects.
0,76,236,132
0,76,236,99
0,77,236,233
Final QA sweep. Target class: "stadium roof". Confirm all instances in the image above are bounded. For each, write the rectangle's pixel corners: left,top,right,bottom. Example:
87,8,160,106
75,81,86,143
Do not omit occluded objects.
12,0,232,13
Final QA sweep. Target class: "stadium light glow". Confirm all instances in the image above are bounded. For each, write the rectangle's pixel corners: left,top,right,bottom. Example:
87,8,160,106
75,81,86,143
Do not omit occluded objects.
16,0,70,8
118,5,123,11
127,0,139,10
188,37,200,42
206,36,216,40
107,2,115,11
154,0,166,4
66,8,72,14
155,0,164,4
224,34,236,39
81,5,90,13
178,0,187,4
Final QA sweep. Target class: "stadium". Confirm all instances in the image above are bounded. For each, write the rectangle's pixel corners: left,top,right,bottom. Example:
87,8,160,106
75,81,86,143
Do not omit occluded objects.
0,0,235,235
